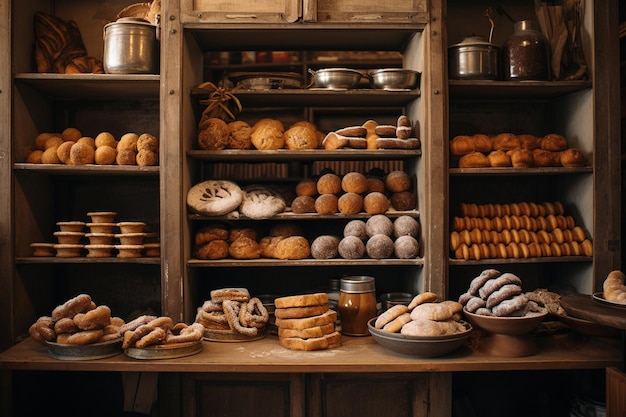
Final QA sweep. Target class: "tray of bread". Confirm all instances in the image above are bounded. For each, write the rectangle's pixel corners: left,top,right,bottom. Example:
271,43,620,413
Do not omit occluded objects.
196,288,270,342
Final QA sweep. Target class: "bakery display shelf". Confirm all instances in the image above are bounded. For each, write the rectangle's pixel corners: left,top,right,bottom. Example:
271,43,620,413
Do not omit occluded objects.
191,88,420,107
187,25,423,52
188,209,420,221
187,257,424,267
14,73,160,100
16,257,161,265
187,149,421,162
449,166,593,176
448,256,592,265
448,80,591,100
0,332,620,373
13,163,160,176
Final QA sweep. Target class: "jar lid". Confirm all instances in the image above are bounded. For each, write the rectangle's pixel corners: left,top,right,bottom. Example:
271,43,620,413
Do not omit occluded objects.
340,276,376,293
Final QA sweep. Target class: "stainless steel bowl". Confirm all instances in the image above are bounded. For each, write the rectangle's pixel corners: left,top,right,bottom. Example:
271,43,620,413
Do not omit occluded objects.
309,68,364,89
368,69,421,90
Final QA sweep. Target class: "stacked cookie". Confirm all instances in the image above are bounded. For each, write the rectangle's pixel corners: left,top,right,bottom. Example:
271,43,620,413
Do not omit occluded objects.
274,293,341,351
458,269,546,317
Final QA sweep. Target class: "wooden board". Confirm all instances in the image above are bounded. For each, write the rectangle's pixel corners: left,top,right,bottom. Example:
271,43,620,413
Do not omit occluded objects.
560,293,626,330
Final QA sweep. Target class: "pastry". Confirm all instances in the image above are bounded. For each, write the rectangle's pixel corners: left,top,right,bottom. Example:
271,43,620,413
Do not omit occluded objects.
337,192,364,214
390,191,416,211
363,192,390,214
603,270,626,303
458,151,489,168
394,235,420,259
375,137,421,149
315,194,339,214
187,180,244,216
518,134,540,150
541,133,568,151
559,148,587,167
450,135,475,156
472,134,493,153
374,124,397,137
492,133,520,151
195,240,229,259
321,132,349,150
198,117,230,150
118,133,139,151
338,235,365,259
316,173,342,195
366,234,394,259
273,236,311,260
487,150,511,167
366,214,393,237
393,216,420,238
227,120,252,149
291,195,316,213
284,124,318,150
136,149,158,166
343,220,368,241
228,236,261,259
195,224,229,245
94,146,117,165
295,178,318,197
335,126,367,137
507,148,534,168
137,133,159,152
250,118,285,150
310,235,340,259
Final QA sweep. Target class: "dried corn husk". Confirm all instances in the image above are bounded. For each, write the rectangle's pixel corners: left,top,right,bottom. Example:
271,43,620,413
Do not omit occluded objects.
196,82,243,124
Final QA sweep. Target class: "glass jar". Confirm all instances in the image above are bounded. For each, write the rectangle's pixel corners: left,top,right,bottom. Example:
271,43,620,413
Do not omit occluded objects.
502,20,550,81
338,276,377,336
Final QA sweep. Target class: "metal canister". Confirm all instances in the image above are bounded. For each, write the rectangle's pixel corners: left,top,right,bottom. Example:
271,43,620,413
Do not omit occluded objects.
103,17,160,74
338,276,377,336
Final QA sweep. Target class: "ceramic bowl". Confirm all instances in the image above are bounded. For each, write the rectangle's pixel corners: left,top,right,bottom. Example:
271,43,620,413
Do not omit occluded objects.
463,309,547,335
367,317,472,357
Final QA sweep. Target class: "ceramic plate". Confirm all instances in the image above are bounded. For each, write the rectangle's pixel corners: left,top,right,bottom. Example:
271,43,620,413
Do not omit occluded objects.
591,292,626,309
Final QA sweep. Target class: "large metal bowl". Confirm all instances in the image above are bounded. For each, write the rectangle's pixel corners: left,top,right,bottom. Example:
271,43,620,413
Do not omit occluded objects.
309,68,364,89
368,69,421,90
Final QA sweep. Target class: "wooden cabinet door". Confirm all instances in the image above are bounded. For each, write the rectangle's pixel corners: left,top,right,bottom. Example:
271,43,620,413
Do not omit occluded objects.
182,373,306,417
180,0,301,23
607,367,626,417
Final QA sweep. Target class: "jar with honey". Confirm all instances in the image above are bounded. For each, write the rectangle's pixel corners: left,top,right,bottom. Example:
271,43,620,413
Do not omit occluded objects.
338,276,377,336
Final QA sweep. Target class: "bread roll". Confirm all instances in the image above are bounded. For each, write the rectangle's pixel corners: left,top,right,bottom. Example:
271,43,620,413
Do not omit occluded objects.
284,125,318,150
227,120,252,149
450,135,475,155
338,192,364,214
385,171,411,193
363,192,390,214
341,172,368,194
250,118,285,150
458,151,489,168
198,118,229,150
317,173,342,195
492,133,520,151
315,194,338,214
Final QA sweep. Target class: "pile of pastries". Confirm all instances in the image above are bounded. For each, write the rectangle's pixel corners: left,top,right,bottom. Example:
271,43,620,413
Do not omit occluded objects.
450,201,593,260
25,127,159,167
450,132,586,168
196,116,419,151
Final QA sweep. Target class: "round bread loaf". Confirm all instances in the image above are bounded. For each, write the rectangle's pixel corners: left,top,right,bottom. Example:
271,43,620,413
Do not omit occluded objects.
250,118,285,150
394,235,420,259
458,151,489,168
492,132,520,151
187,180,244,216
317,173,342,195
338,192,364,215
198,118,229,150
363,192,390,214
393,216,420,238
195,240,229,259
338,235,365,259
390,191,415,211
240,185,286,219
366,214,393,237
291,195,316,213
274,236,311,260
295,179,318,197
284,125,318,150
541,133,568,151
472,134,493,153
385,171,411,193
343,220,368,241
507,148,533,168
366,177,386,194
487,150,511,167
227,120,252,150
310,235,340,259
366,234,394,259
341,172,368,194
228,236,261,259
315,194,338,214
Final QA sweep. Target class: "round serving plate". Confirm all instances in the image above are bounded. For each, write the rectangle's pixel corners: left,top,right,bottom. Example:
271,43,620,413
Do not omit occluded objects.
203,327,266,342
367,318,472,357
46,338,123,360
125,339,203,360
591,292,626,309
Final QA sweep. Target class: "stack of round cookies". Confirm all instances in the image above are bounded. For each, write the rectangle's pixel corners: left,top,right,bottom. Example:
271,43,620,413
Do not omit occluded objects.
274,293,341,351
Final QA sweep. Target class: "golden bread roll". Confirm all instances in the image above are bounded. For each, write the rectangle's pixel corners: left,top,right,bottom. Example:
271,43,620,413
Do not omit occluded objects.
227,121,252,150
492,133,520,151
198,118,230,150
472,134,493,153
284,124,318,150
450,135,475,156
250,118,285,150
541,133,568,151
487,150,511,167
458,151,489,168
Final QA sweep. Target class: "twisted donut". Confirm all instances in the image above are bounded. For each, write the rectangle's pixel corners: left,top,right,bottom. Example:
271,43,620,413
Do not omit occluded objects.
166,323,204,344
122,323,154,349
119,315,158,334
29,316,55,344
223,300,258,336
135,327,168,348
51,294,93,321
54,317,79,334
485,284,523,309
56,329,104,345
74,305,112,330
491,294,529,317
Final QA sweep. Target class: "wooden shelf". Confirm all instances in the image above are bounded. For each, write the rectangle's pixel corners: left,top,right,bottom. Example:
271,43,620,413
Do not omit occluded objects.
188,258,424,267
16,257,160,265
0,333,619,373
187,149,421,162
449,167,593,176
448,80,592,100
13,164,159,176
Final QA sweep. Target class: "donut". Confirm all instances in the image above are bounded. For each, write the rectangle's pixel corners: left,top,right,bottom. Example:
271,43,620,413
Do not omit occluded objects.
468,269,501,295
366,234,394,259
394,235,420,259
338,235,365,259
73,305,112,330
485,284,523,309
51,294,93,321
365,214,393,237
56,329,104,345
491,293,529,317
310,235,340,259
478,272,522,300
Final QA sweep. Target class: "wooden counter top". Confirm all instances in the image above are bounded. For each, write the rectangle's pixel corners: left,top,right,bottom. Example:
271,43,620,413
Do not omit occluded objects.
0,332,620,374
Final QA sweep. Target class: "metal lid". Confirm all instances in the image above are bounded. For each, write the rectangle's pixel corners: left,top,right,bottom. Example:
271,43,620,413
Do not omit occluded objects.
340,276,376,293
449,36,499,49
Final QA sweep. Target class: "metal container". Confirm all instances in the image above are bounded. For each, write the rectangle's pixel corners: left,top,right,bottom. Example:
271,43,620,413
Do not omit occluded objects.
502,20,550,81
228,72,304,90
368,69,421,90
309,68,363,89
448,36,500,80
103,17,159,74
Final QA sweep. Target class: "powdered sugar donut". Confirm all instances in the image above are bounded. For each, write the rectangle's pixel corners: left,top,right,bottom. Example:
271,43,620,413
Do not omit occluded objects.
366,214,393,237
338,235,365,259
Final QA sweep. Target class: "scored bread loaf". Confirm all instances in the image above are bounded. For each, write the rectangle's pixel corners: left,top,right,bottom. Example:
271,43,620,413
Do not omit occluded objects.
274,292,329,309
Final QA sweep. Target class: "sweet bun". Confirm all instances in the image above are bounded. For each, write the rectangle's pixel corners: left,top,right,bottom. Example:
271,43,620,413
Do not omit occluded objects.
62,127,82,142
366,234,394,259
458,151,489,168
269,223,305,237
136,149,158,166
559,148,587,167
343,220,368,241
487,150,511,167
385,171,411,193
95,132,117,148
118,133,139,151
44,136,64,150
390,191,415,211
69,142,95,165
295,178,318,197
27,150,44,163
41,146,61,164
198,118,230,150
291,195,316,213
250,118,285,150
284,124,318,150
472,134,492,153
338,235,365,259
532,149,556,167
229,228,257,242
137,133,159,152
338,192,364,215
310,235,340,259
518,134,540,150
195,239,229,259
341,172,368,194
363,192,390,214
316,173,341,195
56,141,75,164
366,177,386,194
273,236,311,260
116,149,137,165
541,133,568,152
228,236,261,259
315,194,339,214
450,135,475,156
366,214,393,237
507,148,533,168
492,133,520,151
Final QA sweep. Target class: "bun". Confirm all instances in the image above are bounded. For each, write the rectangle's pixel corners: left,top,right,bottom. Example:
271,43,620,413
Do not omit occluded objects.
338,192,364,214
559,148,587,167
603,270,626,303
394,235,420,259
366,177,386,194
507,149,533,168
450,135,475,156
365,234,394,259
458,151,489,168
317,173,342,195
366,214,393,237
363,192,390,214
341,172,368,194
390,191,415,211
250,118,285,150
518,134,540,150
487,150,512,167
227,121,252,149
228,236,261,259
291,195,316,213
273,236,311,260
315,194,339,214
338,235,365,259
284,125,318,150
195,240,229,259
472,134,492,153
198,118,229,150
310,235,340,259
541,133,568,151
492,133,520,151
343,220,368,241
295,178,318,197
385,171,411,193
532,149,557,167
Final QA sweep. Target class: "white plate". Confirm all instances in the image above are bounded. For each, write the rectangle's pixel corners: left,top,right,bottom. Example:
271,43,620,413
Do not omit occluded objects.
591,292,626,309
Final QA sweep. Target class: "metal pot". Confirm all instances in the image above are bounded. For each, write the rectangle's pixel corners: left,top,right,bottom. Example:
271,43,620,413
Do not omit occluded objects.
103,17,159,74
228,72,304,90
368,69,421,90
448,36,500,80
308,68,364,89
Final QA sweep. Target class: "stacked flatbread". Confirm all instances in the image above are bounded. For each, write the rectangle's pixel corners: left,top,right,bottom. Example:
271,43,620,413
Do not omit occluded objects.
274,292,341,350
